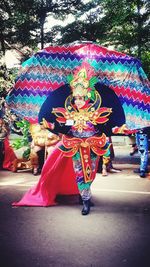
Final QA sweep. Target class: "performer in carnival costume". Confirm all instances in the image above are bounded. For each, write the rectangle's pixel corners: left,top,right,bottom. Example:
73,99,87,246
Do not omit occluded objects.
12,63,125,215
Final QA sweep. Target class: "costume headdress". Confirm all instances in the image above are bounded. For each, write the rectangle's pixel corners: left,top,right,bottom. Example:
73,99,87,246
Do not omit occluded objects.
67,62,99,101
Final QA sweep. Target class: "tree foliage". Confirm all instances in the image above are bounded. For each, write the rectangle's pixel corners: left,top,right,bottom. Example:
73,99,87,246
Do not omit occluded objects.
0,0,149,77
55,0,150,77
0,0,84,53
0,0,38,53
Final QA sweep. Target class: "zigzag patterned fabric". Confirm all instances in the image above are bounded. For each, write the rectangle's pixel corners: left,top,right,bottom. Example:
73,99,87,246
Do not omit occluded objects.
6,42,150,130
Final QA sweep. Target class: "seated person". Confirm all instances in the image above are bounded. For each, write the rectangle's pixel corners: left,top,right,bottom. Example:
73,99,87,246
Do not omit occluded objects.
134,127,150,178
29,124,60,175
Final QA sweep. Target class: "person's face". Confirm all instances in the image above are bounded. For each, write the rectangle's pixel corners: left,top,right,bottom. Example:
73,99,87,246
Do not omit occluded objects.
74,96,86,109
11,114,17,121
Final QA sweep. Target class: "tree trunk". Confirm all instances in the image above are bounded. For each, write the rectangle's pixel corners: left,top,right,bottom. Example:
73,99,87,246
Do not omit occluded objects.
0,30,5,56
41,22,44,49
137,0,142,58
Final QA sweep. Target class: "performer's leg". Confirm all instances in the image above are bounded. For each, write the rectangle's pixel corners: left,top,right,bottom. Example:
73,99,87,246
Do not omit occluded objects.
102,156,110,176
30,151,39,175
72,151,97,215
130,144,138,156
102,141,110,175
37,149,45,174
135,132,149,178
97,156,102,173
109,137,115,160
107,140,121,173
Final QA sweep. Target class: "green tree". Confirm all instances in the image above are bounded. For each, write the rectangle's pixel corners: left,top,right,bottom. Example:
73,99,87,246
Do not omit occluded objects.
0,0,149,77
36,0,84,49
0,0,84,53
0,0,39,55
100,0,150,77
57,0,150,77
55,0,104,44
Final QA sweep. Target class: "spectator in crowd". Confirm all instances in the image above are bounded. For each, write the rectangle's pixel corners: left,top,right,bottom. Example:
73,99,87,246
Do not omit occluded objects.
134,127,150,178
0,118,8,169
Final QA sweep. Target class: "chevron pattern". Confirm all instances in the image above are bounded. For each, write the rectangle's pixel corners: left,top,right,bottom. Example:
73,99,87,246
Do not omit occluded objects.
6,43,150,129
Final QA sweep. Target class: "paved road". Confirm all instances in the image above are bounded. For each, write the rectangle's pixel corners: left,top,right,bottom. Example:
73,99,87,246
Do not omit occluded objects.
0,145,150,267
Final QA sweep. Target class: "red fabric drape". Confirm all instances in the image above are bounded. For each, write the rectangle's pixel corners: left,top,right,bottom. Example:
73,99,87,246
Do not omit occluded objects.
12,143,79,206
3,137,17,171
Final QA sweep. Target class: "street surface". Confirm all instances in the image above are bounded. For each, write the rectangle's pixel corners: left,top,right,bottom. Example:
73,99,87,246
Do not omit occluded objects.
0,145,150,267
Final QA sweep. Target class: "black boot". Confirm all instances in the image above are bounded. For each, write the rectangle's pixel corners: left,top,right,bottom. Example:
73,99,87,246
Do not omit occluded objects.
134,168,148,174
81,200,90,215
140,171,146,178
79,195,95,207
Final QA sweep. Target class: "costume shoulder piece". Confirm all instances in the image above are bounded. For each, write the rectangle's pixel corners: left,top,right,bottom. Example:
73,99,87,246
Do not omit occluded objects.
39,62,125,135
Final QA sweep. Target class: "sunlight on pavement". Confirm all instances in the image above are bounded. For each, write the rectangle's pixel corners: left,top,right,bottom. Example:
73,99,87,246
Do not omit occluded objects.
93,188,150,195
0,178,37,187
0,171,38,187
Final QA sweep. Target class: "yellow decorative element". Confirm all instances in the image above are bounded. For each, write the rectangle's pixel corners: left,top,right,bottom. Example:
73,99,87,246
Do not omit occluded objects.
87,92,91,98
80,141,89,148
72,109,91,132
29,123,59,147
70,67,90,97
112,124,129,134
30,124,48,145
52,91,112,133
68,106,72,110
42,118,50,129
69,91,111,132
103,156,110,165
42,118,55,130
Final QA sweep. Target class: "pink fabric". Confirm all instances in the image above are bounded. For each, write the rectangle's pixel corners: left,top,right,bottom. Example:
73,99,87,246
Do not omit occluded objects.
12,143,79,206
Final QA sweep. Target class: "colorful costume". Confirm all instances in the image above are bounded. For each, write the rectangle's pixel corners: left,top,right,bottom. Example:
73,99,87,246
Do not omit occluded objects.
13,63,124,215
6,43,150,131
5,42,149,211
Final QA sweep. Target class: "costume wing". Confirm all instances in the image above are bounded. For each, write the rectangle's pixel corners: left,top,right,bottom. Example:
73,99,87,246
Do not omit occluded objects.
38,84,71,134
38,82,125,136
6,42,150,130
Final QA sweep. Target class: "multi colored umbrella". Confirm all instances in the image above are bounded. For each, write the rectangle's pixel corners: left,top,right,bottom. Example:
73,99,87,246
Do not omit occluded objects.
6,42,150,130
